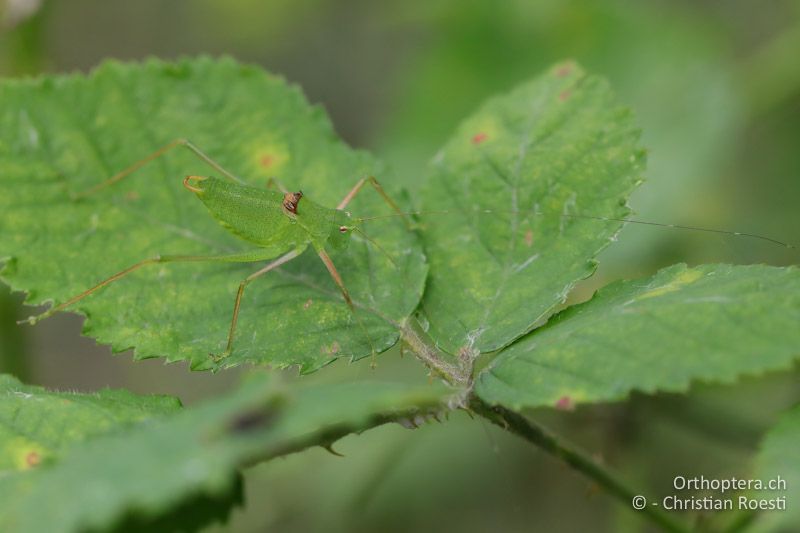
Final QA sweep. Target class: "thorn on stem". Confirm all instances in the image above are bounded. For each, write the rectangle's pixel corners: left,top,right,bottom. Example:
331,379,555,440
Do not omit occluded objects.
322,443,345,457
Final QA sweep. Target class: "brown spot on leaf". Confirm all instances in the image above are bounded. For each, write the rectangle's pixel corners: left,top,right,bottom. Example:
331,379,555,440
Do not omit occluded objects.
471,132,488,145
125,191,140,201
555,396,575,411
259,154,274,168
303,298,313,310
25,451,40,468
321,341,341,357
559,89,572,101
555,64,573,77
524,229,534,247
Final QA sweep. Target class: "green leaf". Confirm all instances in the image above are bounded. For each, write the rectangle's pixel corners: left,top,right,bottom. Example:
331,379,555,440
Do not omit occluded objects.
418,61,643,355
0,57,426,373
0,375,450,533
475,263,800,410
0,373,180,472
750,405,799,532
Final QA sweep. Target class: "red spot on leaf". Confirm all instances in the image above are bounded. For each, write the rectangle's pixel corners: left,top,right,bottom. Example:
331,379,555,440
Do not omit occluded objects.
321,341,341,357
259,155,274,168
559,89,572,101
555,396,575,411
25,451,40,467
555,64,573,78
524,229,534,247
471,132,488,145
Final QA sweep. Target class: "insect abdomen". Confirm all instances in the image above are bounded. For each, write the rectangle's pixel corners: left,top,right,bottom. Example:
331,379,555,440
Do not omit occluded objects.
192,177,307,247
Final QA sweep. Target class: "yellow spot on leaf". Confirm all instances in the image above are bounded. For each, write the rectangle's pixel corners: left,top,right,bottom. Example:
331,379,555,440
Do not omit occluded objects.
554,62,576,78
4,439,47,471
471,132,488,145
25,451,41,468
245,137,290,177
463,117,501,148
636,269,703,301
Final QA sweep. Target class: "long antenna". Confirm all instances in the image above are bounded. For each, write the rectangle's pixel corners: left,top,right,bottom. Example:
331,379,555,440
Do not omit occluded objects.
358,209,796,250
350,226,399,268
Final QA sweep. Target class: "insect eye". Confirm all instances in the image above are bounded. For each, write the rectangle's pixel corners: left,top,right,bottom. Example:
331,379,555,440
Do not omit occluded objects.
339,226,349,233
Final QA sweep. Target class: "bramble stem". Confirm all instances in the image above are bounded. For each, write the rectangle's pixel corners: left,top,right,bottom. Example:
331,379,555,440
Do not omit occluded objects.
469,398,691,533
398,326,690,533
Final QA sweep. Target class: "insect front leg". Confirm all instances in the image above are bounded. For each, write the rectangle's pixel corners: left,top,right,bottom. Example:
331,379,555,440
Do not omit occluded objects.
338,176,412,230
72,138,244,199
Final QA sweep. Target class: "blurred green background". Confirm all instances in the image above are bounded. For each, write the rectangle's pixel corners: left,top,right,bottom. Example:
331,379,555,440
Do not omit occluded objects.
1,1,799,531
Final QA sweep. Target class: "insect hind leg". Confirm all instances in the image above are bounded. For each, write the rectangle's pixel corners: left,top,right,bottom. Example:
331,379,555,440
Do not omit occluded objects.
18,248,282,326
71,138,245,199
214,249,302,362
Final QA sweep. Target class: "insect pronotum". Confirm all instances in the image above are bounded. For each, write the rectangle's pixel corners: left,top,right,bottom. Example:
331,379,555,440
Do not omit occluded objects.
18,138,795,364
